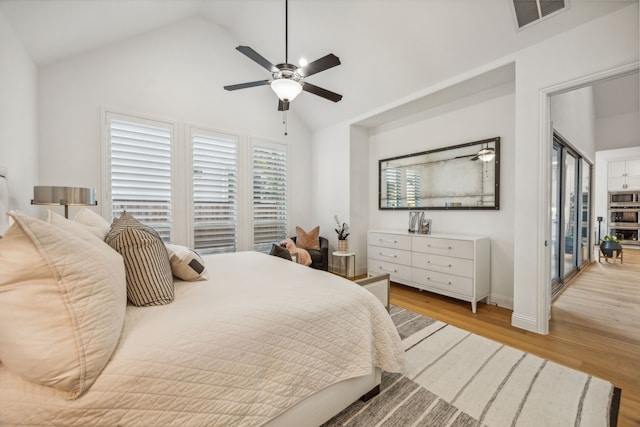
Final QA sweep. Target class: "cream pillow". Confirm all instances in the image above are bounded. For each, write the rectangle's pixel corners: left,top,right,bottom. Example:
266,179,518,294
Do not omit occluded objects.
296,225,321,250
73,207,111,240
0,211,126,399
165,244,209,281
47,210,107,245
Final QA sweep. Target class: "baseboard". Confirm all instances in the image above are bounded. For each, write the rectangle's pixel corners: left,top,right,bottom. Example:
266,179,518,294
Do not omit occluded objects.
488,293,513,310
511,312,538,332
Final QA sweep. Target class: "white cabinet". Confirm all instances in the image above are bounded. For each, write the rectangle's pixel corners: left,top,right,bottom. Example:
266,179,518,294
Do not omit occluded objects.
608,159,640,191
367,230,490,313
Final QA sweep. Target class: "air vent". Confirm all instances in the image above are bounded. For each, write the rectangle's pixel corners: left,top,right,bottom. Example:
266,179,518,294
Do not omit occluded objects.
512,0,566,29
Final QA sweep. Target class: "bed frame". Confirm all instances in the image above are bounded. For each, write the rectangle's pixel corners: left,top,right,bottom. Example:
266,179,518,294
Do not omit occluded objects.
264,368,381,426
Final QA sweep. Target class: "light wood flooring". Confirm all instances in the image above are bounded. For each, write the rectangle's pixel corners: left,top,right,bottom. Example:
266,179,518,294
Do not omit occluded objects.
390,247,640,426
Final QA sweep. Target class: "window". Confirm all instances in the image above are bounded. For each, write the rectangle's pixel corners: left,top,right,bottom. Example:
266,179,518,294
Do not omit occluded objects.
104,111,290,252
192,130,238,254
106,113,173,241
252,141,287,253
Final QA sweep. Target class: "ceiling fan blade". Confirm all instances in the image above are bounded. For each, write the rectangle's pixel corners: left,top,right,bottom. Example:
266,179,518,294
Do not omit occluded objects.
278,100,290,111
302,82,343,102
224,80,271,91
298,54,341,77
236,46,278,73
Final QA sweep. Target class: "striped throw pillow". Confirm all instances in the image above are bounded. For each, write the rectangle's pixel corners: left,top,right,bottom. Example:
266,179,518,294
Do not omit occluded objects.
105,212,174,306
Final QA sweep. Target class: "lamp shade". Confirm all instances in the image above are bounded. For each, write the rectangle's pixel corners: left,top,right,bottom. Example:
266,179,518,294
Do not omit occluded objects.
32,186,97,218
270,78,302,102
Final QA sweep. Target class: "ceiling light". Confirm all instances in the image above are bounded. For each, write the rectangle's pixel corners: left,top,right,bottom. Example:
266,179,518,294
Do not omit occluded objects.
271,78,303,102
476,147,495,162
299,58,308,67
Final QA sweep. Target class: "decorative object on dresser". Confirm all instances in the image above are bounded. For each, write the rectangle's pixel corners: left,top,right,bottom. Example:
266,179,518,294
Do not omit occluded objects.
367,230,490,313
379,137,500,210
31,185,97,218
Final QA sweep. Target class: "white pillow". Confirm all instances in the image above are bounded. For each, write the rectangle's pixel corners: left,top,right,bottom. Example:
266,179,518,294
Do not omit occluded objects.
73,207,111,240
165,244,209,281
47,210,107,245
0,211,127,399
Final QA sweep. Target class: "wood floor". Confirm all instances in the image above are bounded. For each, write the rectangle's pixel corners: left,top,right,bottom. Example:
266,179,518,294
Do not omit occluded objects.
390,247,640,426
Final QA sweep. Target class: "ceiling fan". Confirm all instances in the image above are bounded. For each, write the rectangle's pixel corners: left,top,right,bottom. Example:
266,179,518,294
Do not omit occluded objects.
223,0,343,113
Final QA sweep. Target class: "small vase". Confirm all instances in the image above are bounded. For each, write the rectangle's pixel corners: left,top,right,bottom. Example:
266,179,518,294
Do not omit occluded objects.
338,240,348,252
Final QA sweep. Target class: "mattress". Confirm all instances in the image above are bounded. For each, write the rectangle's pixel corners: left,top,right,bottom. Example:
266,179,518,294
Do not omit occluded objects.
0,251,404,426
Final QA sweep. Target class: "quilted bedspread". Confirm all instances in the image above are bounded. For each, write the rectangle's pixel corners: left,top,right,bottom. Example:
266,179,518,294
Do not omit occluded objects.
0,252,404,426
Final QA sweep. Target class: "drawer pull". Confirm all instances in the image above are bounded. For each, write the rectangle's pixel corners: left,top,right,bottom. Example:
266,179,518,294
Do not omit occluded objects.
379,252,398,258
379,239,398,244
427,277,452,286
427,244,452,250
427,261,452,268
379,266,397,273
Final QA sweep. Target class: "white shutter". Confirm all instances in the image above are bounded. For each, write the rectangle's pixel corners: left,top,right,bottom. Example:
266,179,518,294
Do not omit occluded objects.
108,116,173,241
385,167,402,208
252,142,287,253
406,169,421,207
192,131,238,254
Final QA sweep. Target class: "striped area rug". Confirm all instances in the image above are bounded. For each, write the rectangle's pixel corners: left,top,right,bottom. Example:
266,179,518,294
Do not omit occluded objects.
324,305,620,427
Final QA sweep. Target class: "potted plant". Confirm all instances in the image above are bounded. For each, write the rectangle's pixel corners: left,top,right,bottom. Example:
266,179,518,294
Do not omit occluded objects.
600,235,622,258
334,215,350,252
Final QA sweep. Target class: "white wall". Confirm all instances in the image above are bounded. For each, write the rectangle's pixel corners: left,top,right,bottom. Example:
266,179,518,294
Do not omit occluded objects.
0,10,38,219
310,123,351,260
596,111,640,151
550,86,596,162
511,4,639,332
37,17,312,237
367,86,516,307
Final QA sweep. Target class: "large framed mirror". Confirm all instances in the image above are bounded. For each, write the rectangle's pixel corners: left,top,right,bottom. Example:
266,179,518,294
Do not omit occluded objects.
379,137,500,210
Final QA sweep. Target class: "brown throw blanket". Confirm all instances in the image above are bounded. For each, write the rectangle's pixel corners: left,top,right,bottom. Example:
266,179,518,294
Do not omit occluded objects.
279,238,312,266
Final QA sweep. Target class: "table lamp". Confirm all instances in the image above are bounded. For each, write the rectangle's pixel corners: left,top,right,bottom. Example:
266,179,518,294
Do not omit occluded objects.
31,186,97,218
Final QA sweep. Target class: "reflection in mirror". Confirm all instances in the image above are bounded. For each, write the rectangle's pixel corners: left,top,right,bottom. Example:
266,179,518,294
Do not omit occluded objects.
379,137,500,210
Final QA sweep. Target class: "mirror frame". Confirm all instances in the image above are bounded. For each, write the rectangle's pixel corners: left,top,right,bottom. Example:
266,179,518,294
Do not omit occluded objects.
378,137,500,210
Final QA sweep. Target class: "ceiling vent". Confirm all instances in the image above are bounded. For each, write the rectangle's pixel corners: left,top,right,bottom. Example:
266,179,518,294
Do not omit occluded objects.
512,0,567,29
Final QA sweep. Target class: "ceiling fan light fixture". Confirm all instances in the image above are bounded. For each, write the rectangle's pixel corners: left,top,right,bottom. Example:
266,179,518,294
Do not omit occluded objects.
271,78,302,102
476,147,495,162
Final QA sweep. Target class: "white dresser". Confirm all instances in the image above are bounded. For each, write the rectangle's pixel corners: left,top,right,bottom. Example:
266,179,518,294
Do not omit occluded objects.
367,230,490,313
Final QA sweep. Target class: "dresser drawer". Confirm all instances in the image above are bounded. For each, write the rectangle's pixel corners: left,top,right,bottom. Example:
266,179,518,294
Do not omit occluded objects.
411,268,473,296
368,245,412,266
368,259,412,282
412,236,474,259
368,232,411,251
412,252,474,278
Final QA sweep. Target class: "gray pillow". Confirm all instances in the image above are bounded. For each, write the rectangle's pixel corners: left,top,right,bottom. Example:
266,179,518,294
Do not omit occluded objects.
105,212,174,306
270,243,292,261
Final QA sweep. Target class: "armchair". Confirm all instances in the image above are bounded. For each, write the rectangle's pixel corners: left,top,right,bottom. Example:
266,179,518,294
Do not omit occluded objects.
290,236,329,271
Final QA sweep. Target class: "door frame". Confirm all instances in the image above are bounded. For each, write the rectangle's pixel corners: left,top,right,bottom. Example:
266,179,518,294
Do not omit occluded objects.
536,61,639,334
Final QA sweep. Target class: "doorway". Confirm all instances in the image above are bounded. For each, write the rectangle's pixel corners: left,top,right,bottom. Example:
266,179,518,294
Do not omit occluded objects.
550,131,592,298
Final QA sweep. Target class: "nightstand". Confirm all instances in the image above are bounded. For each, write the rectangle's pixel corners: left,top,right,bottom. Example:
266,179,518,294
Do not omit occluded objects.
331,251,356,280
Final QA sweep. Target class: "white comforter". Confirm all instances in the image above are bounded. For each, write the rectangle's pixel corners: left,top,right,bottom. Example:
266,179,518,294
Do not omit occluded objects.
0,252,404,426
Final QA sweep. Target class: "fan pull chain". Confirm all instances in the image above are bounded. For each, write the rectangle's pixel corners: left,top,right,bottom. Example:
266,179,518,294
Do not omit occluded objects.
283,110,288,136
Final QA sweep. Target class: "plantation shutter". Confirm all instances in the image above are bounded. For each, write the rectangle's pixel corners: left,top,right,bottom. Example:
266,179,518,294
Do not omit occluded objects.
192,132,238,254
252,142,287,253
108,116,172,241
406,169,421,208
385,167,402,207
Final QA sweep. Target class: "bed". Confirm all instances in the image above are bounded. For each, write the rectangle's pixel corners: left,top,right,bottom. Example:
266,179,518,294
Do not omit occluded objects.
0,211,404,426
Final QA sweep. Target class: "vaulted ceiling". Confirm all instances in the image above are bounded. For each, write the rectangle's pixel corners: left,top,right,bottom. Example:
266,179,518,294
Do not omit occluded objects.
0,0,636,131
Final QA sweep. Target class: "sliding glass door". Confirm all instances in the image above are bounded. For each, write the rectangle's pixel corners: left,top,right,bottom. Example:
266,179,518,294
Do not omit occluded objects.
551,132,592,298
